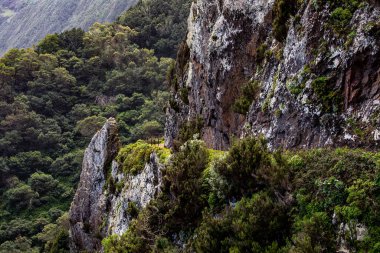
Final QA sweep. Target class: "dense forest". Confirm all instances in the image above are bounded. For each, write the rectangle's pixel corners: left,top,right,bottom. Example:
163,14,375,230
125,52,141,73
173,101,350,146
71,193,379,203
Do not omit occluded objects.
0,0,191,251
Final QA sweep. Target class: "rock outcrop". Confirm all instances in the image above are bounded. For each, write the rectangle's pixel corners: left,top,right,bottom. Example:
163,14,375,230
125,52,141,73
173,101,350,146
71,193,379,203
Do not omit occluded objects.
69,118,120,252
166,0,380,150
69,118,164,252
106,154,163,236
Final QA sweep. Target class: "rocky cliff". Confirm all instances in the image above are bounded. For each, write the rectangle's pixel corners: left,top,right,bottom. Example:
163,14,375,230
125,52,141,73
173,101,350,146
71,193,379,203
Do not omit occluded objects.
68,1,380,252
0,0,138,55
69,119,164,252
166,0,380,150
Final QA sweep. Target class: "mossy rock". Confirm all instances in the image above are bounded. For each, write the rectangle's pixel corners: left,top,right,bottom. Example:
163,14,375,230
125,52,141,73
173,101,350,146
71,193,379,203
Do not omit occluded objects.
116,140,171,176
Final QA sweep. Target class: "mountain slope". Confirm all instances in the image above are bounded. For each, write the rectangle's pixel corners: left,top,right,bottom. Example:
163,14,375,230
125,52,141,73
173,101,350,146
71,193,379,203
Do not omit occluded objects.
67,0,380,252
0,0,138,55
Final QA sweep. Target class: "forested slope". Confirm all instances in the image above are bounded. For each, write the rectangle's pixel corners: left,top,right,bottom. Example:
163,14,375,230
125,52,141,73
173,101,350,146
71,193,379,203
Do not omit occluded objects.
0,0,138,55
0,0,192,251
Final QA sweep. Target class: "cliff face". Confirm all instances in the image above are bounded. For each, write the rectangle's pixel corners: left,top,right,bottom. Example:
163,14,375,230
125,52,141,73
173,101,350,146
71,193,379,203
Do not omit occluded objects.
69,118,120,252
68,1,380,251
69,119,163,252
0,0,138,55
166,0,380,150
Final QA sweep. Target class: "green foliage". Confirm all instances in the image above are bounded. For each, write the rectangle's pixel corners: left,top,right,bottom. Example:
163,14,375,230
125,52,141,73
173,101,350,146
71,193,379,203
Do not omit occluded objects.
116,140,170,176
330,7,353,33
102,220,148,253
256,43,269,63
37,34,60,54
273,0,299,42
174,116,204,149
57,28,85,54
126,202,139,219
0,1,178,249
28,172,59,196
7,151,53,179
233,80,261,115
36,213,70,253
215,137,289,198
104,137,380,252
4,183,36,209
311,76,343,113
163,139,209,228
193,192,291,252
0,236,39,253
135,120,164,140
314,0,362,34
287,79,306,97
291,212,335,252
116,141,156,175
117,0,192,58
75,116,107,137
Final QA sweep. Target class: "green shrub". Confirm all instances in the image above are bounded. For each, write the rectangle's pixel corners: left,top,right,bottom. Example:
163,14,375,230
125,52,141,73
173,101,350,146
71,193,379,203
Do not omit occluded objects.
0,236,39,253
28,172,59,196
314,177,347,211
7,152,53,179
192,192,291,252
162,139,210,229
311,76,342,113
5,184,36,210
287,80,305,96
116,140,170,176
116,141,155,175
174,116,204,149
214,137,290,199
102,138,380,253
37,34,60,54
233,80,261,115
291,212,335,252
75,116,107,137
330,7,353,33
167,61,178,91
102,219,149,253
126,202,139,219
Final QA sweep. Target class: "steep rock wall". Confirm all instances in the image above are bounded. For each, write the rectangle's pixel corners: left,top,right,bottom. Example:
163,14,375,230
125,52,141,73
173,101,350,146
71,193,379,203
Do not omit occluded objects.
69,119,163,252
166,0,380,150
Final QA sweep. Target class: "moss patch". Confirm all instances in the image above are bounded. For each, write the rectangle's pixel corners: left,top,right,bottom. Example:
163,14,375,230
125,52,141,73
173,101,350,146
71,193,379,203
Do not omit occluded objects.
116,140,171,176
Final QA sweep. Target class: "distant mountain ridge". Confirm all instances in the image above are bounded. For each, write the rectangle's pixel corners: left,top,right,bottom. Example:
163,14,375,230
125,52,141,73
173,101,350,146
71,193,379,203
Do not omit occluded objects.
0,0,138,55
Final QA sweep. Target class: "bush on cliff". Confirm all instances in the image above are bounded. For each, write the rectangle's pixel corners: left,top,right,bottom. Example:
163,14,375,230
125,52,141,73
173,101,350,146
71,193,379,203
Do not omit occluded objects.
103,137,380,253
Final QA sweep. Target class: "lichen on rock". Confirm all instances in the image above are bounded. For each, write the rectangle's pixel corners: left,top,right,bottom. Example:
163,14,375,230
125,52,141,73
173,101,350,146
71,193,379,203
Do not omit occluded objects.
166,0,380,150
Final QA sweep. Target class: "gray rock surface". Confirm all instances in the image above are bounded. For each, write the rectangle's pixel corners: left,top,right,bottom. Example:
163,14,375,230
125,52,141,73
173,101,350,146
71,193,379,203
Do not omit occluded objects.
106,153,163,236
0,0,138,55
69,118,120,252
166,0,380,150
69,118,163,252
